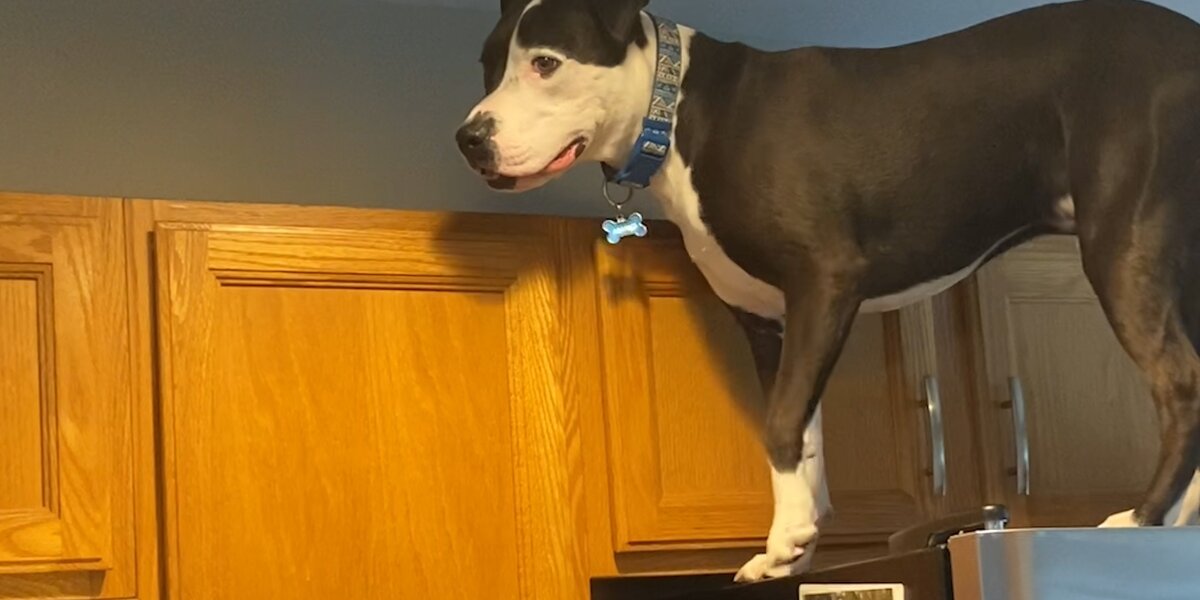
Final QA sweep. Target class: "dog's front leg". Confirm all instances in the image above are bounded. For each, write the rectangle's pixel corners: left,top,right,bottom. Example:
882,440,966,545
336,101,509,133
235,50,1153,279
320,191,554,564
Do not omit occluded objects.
743,406,831,580
733,283,860,583
728,307,832,581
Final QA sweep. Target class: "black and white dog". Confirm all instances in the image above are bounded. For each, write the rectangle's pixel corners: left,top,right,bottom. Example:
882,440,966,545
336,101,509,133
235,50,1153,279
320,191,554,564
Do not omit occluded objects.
456,0,1200,582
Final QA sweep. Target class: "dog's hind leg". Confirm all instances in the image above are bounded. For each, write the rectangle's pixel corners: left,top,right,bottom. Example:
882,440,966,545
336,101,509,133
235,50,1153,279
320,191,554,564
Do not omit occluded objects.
1071,100,1200,526
1102,256,1200,528
1102,469,1200,527
1167,234,1200,526
1078,212,1200,525
1171,470,1200,525
1100,271,1200,527
1156,223,1200,527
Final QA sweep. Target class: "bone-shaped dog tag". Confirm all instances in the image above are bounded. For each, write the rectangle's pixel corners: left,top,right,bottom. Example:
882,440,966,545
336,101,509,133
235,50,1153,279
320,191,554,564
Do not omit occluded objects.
602,212,648,245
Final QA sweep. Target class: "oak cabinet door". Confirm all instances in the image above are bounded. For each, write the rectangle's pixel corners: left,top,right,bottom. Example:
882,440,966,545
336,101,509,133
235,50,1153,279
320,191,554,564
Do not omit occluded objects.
593,235,978,570
154,220,586,600
0,195,135,597
974,235,1159,526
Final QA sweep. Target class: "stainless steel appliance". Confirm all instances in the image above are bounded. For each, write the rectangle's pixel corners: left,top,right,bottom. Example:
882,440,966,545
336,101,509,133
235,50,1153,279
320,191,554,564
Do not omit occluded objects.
949,526,1200,599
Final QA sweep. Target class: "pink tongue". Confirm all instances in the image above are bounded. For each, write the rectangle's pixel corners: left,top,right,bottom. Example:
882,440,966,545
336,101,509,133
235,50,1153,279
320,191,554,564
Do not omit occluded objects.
543,144,579,174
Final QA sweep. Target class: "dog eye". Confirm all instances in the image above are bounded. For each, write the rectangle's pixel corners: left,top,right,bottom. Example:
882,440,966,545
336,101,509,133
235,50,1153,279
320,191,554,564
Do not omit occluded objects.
532,56,561,76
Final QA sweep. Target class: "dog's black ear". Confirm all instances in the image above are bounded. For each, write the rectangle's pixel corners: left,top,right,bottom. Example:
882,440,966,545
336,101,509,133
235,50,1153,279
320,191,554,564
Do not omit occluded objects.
588,0,650,44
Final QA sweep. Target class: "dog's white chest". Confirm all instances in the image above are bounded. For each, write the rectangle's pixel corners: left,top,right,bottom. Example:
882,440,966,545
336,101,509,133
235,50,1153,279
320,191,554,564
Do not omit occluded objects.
653,162,787,320
644,25,787,322
679,219,788,319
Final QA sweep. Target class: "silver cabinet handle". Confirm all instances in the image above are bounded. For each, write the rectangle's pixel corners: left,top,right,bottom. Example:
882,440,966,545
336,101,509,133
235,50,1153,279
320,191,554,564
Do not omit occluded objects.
923,376,947,497
1007,376,1031,496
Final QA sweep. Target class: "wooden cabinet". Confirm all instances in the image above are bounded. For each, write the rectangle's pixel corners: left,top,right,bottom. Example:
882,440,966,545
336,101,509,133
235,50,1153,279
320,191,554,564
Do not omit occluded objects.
1,192,1172,599
971,235,1159,527
146,207,592,600
589,233,984,572
0,195,137,598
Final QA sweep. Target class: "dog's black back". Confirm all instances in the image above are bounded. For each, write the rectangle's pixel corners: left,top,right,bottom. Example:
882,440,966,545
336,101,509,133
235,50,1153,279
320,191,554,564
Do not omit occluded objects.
678,0,1200,301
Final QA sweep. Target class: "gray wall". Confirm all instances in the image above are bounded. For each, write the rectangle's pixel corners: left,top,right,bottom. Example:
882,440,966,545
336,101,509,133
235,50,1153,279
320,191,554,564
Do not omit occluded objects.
2,0,1198,217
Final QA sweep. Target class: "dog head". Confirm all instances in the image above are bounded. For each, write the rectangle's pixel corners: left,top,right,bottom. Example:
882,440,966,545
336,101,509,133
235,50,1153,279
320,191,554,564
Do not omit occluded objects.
456,0,652,192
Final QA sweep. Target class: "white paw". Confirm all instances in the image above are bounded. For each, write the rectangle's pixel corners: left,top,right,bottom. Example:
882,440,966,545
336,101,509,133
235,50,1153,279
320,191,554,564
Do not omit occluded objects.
1099,509,1138,528
735,550,808,582
734,522,819,583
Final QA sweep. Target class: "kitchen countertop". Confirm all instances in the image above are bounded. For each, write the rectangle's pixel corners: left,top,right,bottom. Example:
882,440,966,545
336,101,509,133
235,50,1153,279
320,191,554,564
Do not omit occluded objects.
591,546,952,600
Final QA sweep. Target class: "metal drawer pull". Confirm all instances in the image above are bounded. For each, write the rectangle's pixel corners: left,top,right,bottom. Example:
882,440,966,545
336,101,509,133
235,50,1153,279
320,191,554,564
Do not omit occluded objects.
1005,376,1031,496
923,376,947,497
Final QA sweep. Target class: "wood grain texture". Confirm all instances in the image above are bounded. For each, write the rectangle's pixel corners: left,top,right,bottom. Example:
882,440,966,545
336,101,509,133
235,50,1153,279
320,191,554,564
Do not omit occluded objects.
0,276,45,510
153,211,590,600
649,293,773,506
592,232,961,571
125,200,163,600
0,193,135,598
121,198,985,590
138,202,955,583
973,235,1159,526
595,238,771,546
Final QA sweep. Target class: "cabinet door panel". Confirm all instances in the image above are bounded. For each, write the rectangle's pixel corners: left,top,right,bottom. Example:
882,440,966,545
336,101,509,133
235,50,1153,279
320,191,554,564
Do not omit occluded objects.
1013,302,1159,493
975,235,1158,525
648,292,773,511
156,222,586,600
0,195,134,597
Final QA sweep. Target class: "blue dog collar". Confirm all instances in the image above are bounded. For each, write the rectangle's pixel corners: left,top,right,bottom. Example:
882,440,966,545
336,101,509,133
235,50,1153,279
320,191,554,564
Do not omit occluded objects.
607,14,682,190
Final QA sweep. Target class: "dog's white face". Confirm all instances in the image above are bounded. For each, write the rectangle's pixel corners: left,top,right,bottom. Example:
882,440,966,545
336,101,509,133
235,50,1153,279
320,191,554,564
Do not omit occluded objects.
456,0,652,192
465,40,611,192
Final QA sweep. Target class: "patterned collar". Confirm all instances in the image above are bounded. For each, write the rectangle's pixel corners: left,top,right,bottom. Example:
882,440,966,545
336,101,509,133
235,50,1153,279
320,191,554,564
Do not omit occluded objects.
605,14,682,190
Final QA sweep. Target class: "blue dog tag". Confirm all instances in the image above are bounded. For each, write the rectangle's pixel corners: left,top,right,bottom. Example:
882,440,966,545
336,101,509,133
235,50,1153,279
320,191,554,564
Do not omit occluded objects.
602,212,648,245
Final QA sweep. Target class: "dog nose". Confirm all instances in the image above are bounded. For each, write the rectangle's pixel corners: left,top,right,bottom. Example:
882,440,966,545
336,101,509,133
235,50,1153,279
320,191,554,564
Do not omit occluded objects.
456,114,497,170
456,121,488,150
